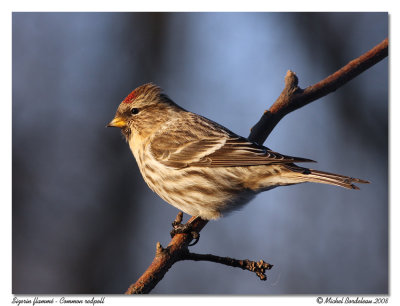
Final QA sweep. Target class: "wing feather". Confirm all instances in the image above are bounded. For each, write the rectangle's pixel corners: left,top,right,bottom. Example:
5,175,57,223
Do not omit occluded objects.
149,115,314,169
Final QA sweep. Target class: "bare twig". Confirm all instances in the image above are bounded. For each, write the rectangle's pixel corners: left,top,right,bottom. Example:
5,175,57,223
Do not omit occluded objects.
125,38,388,294
248,38,388,144
182,252,273,281
125,215,207,294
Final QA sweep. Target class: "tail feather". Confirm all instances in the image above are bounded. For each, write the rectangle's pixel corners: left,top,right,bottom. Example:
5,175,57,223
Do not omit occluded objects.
284,164,369,190
306,169,369,190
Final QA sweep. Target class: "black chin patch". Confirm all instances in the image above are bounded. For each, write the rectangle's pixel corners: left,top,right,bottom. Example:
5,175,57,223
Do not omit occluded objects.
121,127,131,140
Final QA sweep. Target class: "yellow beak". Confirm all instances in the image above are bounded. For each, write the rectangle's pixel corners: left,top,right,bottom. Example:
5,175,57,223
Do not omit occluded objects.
107,117,127,128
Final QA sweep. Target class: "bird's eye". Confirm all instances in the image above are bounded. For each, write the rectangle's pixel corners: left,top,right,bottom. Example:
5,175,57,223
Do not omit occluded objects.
131,108,139,115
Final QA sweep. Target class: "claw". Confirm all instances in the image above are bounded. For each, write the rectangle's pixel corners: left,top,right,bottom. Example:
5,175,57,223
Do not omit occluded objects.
188,231,200,246
170,213,200,246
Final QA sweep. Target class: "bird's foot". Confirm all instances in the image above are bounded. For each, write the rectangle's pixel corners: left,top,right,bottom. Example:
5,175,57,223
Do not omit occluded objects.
170,212,200,246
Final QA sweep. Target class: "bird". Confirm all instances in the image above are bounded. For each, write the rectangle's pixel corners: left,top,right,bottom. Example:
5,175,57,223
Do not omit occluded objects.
108,83,369,221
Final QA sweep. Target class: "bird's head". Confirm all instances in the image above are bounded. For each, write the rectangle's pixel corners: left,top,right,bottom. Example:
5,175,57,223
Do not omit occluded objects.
107,83,183,141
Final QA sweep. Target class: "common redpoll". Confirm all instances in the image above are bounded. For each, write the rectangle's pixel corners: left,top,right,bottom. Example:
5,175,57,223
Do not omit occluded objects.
108,83,368,220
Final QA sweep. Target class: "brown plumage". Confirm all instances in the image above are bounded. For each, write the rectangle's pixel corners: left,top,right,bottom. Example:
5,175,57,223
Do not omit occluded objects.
108,83,369,220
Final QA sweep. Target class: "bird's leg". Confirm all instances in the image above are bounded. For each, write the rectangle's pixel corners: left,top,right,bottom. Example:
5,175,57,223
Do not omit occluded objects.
170,212,201,246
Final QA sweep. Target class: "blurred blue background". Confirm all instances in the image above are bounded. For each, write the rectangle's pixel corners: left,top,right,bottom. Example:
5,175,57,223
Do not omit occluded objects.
12,12,388,294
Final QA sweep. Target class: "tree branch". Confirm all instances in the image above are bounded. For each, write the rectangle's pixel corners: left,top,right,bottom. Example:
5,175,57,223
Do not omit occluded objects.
125,38,388,294
182,252,273,281
125,215,208,294
248,38,388,144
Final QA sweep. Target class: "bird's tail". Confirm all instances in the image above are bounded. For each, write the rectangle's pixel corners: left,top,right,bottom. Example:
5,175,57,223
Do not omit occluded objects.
283,164,370,190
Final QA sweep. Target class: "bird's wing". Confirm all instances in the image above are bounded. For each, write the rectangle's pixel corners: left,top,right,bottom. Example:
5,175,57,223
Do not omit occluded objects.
149,115,314,169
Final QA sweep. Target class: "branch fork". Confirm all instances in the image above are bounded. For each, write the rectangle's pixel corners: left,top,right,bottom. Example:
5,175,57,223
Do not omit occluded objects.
126,212,272,294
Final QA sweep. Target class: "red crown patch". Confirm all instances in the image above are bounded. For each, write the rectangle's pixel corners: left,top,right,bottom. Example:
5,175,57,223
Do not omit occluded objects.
123,90,137,104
